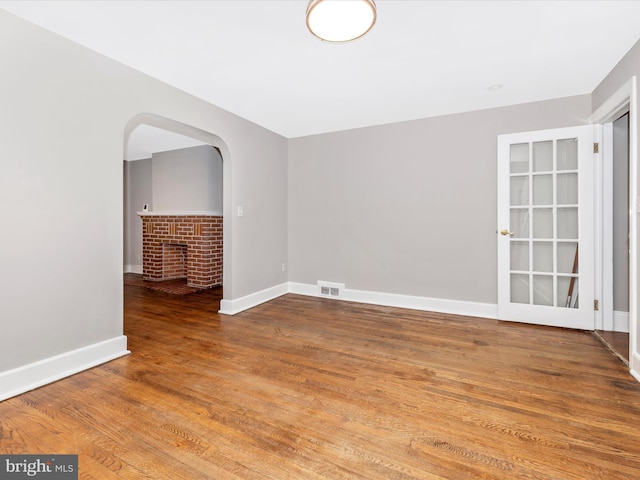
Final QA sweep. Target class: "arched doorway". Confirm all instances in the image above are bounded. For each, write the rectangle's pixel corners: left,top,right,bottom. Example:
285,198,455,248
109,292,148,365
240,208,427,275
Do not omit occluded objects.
123,113,232,306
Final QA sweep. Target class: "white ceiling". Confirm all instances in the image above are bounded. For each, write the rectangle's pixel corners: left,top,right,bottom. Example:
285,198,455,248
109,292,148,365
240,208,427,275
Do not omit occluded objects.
2,0,640,141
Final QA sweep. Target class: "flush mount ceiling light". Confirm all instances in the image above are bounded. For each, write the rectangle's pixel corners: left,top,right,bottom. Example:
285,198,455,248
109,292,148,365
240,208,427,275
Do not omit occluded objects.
306,0,377,42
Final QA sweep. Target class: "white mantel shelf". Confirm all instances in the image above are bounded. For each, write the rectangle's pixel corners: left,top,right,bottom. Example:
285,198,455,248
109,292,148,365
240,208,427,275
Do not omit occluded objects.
136,211,222,217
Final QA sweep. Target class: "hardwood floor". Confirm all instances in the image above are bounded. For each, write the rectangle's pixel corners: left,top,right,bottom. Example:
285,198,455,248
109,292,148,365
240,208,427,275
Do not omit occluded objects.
2,285,640,479
596,329,630,364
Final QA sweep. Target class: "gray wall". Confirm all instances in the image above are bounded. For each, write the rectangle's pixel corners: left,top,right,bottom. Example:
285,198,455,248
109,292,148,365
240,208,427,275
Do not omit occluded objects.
0,10,288,373
288,95,591,304
124,158,152,272
152,145,223,213
613,113,630,312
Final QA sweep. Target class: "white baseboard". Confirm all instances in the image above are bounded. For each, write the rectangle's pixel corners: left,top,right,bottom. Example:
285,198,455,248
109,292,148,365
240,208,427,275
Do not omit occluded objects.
288,282,498,319
219,282,288,315
288,282,319,297
124,264,143,274
613,310,630,333
0,336,130,401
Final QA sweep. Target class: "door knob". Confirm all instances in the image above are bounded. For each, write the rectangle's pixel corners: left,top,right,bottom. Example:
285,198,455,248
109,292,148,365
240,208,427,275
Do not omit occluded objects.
500,229,515,237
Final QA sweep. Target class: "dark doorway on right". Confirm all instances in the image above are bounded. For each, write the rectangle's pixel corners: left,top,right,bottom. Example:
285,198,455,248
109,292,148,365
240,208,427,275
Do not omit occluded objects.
597,112,630,365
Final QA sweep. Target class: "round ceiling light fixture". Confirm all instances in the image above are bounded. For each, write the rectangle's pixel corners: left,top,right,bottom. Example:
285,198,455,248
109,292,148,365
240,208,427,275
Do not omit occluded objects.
306,0,377,42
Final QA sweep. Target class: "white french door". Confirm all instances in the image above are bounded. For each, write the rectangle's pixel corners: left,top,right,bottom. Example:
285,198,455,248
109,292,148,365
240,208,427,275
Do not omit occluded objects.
497,126,596,329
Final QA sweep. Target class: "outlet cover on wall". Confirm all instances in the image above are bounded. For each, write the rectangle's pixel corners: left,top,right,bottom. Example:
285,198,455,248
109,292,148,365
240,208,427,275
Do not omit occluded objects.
317,281,345,298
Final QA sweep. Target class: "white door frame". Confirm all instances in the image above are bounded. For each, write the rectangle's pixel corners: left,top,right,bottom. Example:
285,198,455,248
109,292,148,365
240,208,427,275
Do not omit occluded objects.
590,76,639,380
594,121,613,332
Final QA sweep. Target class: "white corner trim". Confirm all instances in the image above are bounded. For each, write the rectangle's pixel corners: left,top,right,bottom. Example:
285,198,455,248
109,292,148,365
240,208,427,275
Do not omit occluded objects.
613,310,630,333
219,282,288,315
0,336,130,401
288,282,498,319
124,264,143,274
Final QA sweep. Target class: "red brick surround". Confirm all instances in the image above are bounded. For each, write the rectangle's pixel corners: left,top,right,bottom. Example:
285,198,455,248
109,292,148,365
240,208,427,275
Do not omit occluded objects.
141,215,223,289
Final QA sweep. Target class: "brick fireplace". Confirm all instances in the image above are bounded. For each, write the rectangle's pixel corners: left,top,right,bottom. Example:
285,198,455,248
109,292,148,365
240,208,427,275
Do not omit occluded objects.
140,214,223,289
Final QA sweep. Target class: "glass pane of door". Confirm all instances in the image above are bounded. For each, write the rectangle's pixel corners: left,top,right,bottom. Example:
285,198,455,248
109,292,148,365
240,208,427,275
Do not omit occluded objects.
508,137,580,309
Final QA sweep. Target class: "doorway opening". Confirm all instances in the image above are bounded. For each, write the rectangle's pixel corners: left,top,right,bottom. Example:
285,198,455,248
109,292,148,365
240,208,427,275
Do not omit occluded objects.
591,76,638,380
123,113,232,310
596,112,630,364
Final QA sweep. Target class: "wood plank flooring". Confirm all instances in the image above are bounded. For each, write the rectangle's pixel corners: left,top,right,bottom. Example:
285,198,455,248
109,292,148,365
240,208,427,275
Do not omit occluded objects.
596,329,630,364
2,284,640,479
